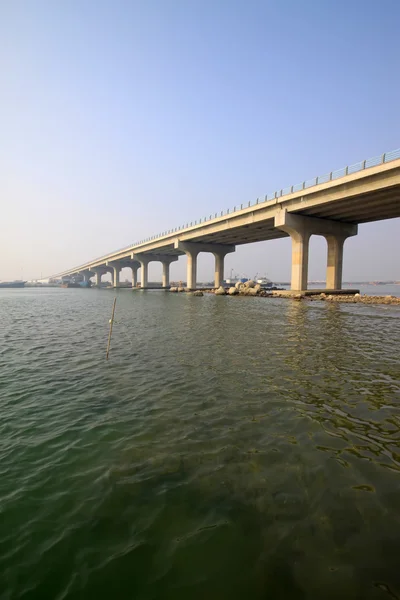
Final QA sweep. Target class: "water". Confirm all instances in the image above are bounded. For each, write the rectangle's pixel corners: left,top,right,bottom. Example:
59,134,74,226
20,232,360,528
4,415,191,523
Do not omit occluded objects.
1,288,400,599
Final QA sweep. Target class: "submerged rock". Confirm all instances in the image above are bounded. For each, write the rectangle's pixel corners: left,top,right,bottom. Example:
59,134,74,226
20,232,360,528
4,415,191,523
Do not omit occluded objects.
193,290,204,296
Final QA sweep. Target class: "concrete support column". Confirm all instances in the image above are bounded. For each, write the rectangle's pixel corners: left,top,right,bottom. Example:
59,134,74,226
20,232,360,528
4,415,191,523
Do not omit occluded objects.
275,210,357,292
131,266,138,288
290,232,310,292
213,251,232,288
325,235,346,290
140,261,148,289
174,241,235,291
131,253,178,289
80,270,94,283
113,267,121,288
106,261,124,288
91,267,110,287
186,251,198,290
95,271,102,287
162,262,170,288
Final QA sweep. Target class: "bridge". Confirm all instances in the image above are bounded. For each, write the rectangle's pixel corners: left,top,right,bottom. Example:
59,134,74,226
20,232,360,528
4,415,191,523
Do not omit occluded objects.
52,149,400,292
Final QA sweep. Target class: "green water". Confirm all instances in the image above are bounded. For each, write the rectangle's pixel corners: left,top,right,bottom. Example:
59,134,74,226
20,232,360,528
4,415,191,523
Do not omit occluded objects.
1,288,400,599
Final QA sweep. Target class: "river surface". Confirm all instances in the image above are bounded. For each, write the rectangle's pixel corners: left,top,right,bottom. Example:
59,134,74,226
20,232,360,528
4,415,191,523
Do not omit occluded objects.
1,288,400,599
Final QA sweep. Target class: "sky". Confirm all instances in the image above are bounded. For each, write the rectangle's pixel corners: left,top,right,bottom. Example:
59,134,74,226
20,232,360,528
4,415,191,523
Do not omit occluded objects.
1,0,399,283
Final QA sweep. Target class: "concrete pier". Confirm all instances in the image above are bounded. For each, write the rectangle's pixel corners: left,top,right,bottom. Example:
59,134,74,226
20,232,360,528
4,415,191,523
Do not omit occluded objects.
213,247,235,289
89,267,110,287
160,256,179,288
326,235,346,290
274,211,357,291
106,261,122,288
186,251,197,290
174,241,235,290
139,260,148,289
130,253,178,289
130,264,139,288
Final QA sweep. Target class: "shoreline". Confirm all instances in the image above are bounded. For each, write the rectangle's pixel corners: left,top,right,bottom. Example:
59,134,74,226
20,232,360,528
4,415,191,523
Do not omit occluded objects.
194,288,400,305
272,292,400,305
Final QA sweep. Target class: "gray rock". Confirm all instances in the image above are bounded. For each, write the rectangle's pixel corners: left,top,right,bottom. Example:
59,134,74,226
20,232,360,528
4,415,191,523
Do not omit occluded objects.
193,290,204,296
244,279,255,288
215,286,226,295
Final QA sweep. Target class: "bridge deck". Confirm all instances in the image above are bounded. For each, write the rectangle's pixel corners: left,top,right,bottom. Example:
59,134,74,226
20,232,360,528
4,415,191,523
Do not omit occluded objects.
52,152,400,278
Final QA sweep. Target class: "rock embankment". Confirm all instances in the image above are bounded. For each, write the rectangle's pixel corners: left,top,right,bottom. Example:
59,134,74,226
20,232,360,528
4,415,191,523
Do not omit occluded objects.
272,291,400,305
317,293,400,305
210,280,265,296
170,285,400,305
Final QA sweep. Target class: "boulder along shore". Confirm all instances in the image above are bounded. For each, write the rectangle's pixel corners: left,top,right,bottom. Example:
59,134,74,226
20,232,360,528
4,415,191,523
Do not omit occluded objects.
170,282,400,305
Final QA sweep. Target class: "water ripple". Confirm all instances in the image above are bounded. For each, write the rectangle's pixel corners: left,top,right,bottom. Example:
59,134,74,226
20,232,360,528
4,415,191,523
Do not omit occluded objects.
0,289,400,599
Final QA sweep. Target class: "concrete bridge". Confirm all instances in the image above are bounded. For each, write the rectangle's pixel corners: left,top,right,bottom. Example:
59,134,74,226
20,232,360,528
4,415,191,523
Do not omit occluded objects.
52,149,400,292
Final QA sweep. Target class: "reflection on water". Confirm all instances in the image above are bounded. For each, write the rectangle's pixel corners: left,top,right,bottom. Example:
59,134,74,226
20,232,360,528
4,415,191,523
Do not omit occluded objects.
0,288,399,599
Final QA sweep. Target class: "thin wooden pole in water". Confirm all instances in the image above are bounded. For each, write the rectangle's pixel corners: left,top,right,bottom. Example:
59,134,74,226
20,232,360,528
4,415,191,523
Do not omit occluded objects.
106,297,117,360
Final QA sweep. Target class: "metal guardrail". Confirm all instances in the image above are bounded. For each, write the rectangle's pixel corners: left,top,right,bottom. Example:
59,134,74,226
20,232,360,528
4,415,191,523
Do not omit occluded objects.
58,147,400,274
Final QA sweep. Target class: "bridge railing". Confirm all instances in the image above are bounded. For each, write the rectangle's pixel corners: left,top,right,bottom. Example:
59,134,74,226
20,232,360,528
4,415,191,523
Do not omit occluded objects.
57,147,400,274
132,147,400,245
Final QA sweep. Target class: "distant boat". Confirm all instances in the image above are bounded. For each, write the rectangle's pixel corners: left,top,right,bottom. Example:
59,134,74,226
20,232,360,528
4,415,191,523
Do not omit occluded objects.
256,276,273,288
0,280,26,288
61,281,91,288
224,269,249,286
224,276,239,285
224,269,274,288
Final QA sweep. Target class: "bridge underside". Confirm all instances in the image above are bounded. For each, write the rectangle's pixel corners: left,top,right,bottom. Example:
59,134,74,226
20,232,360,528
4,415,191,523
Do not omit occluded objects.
144,217,289,255
294,186,400,223
143,186,400,254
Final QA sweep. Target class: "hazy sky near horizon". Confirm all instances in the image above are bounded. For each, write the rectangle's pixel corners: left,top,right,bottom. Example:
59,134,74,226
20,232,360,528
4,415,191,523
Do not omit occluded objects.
1,0,399,283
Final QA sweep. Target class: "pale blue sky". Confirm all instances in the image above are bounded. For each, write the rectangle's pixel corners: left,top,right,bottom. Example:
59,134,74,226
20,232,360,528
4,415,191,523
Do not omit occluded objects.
1,0,399,282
